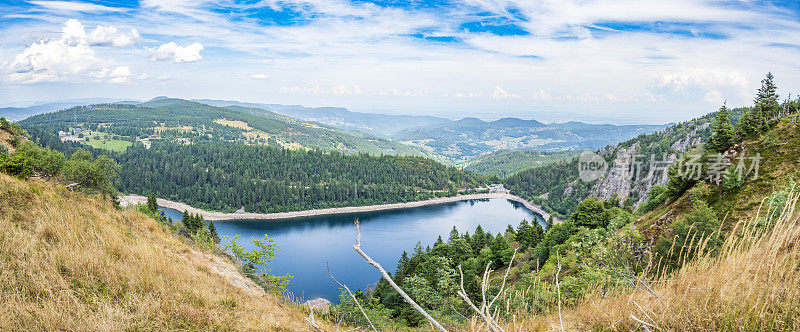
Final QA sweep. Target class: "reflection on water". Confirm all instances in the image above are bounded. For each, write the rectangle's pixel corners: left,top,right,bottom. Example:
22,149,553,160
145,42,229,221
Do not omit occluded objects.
161,198,542,302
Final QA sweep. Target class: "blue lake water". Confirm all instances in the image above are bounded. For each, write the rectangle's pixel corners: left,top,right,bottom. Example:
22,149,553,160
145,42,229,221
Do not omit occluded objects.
161,198,542,302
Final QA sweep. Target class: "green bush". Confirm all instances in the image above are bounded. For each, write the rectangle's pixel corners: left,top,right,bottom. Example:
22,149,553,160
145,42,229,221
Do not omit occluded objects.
638,184,668,214
653,200,720,272
62,149,119,195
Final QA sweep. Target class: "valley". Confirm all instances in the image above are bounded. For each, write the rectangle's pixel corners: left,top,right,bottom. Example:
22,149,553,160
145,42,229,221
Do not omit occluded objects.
3,1,800,330
2,73,800,331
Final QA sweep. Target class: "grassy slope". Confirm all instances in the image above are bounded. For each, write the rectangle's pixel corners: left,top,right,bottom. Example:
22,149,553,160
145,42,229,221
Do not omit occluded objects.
637,116,800,239
532,191,800,331
0,173,326,331
505,117,800,331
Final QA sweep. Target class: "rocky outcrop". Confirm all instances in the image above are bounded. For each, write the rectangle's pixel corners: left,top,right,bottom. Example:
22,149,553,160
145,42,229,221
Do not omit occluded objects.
303,298,331,314
589,119,710,207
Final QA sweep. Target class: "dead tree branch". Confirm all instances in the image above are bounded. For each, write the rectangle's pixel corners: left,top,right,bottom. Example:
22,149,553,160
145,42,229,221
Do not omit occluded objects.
456,265,502,332
488,247,518,310
305,306,324,332
327,262,377,331
556,250,564,332
352,220,448,332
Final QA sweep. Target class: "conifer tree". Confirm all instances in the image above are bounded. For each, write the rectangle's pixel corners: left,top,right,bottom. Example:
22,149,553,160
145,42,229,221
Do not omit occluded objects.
448,226,459,241
755,72,780,121
147,193,158,212
707,103,735,153
208,220,220,244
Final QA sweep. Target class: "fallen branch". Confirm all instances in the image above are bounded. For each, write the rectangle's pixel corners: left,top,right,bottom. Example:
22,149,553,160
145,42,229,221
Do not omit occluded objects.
305,306,324,332
327,262,377,332
352,220,447,332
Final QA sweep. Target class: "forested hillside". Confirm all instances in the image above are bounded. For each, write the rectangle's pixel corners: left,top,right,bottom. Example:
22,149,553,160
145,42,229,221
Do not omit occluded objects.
464,149,581,177
19,100,493,214
115,140,488,213
20,98,426,156
504,73,796,219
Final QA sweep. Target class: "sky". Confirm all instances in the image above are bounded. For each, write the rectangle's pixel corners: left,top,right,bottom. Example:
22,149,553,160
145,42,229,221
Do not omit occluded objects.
0,0,799,124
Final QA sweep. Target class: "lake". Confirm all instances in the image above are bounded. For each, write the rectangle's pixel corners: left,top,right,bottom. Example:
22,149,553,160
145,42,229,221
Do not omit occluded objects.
161,198,542,302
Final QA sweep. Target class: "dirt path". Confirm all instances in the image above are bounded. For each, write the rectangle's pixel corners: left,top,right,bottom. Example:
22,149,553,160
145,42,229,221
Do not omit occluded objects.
120,193,560,223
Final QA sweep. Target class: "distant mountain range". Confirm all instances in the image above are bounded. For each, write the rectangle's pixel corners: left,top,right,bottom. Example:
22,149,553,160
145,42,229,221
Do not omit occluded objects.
5,96,671,164
193,99,450,136
0,98,125,121
393,117,671,163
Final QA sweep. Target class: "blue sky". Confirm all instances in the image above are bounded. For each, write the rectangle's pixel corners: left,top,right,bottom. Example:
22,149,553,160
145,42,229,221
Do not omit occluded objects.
0,0,799,123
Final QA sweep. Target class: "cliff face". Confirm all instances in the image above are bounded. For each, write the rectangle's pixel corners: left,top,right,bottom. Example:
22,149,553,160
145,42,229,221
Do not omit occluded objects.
589,120,711,207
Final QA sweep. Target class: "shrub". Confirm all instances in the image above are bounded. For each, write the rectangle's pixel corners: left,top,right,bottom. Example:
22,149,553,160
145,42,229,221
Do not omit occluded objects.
654,200,720,272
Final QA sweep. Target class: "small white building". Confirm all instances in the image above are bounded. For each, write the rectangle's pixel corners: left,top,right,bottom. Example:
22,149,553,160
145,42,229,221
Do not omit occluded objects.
487,184,509,194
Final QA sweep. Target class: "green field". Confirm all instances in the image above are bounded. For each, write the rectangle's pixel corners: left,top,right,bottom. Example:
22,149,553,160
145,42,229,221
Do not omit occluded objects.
83,138,133,152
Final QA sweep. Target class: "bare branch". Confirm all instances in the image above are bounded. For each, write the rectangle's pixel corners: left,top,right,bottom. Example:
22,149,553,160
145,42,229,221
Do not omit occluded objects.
305,306,324,332
630,314,654,332
327,262,377,332
632,300,661,331
479,261,492,312
556,250,564,332
457,265,501,332
352,220,448,332
488,247,518,310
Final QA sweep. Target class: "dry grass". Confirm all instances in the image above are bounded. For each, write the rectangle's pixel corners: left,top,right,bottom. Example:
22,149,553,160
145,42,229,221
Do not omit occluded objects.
0,173,329,331
214,119,252,131
502,191,800,331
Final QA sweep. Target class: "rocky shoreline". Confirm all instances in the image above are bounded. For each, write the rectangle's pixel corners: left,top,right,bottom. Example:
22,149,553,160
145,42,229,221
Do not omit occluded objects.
119,193,558,223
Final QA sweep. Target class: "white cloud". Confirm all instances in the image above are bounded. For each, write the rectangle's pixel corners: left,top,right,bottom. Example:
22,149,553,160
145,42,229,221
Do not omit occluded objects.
250,73,270,80
3,0,800,122
89,26,140,47
29,0,127,12
490,86,520,100
7,20,100,83
652,69,750,105
148,42,204,63
157,75,170,80
531,88,551,101
3,19,137,83
108,66,131,83
331,85,362,96
137,73,150,79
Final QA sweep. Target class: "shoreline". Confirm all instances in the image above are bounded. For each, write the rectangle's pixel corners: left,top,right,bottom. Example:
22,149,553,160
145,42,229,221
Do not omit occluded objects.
119,193,559,223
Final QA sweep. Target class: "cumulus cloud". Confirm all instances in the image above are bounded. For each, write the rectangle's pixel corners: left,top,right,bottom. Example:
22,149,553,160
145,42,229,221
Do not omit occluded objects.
7,20,100,83
148,42,203,63
157,75,170,80
250,73,270,80
490,86,520,100
652,69,750,105
89,25,140,47
3,19,137,83
108,66,131,83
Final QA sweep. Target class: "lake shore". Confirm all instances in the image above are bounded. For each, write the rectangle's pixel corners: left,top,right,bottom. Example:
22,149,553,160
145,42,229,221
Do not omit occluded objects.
119,193,559,223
